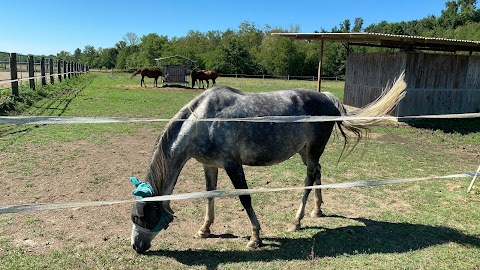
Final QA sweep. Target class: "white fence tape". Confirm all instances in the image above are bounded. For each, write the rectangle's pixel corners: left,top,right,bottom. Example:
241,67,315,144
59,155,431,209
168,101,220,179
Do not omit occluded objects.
1,112,480,125
1,172,477,214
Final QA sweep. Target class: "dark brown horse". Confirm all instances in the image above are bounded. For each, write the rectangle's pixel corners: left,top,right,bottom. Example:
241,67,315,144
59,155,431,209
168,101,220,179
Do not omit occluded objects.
131,68,163,87
191,70,218,89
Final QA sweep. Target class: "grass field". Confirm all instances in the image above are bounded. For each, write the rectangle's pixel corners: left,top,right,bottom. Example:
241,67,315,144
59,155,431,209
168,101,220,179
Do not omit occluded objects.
0,72,479,269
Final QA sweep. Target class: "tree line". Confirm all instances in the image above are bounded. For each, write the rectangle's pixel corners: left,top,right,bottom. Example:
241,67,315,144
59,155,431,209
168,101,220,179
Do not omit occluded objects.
56,0,479,78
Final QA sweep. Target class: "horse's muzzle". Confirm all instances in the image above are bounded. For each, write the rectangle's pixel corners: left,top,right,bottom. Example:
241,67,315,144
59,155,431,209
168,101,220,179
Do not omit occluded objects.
132,242,150,254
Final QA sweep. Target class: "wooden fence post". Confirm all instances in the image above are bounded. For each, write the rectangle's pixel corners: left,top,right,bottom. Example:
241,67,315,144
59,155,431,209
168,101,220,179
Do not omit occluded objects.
49,58,54,84
28,55,35,90
63,61,67,79
58,60,62,82
10,53,19,96
41,57,46,86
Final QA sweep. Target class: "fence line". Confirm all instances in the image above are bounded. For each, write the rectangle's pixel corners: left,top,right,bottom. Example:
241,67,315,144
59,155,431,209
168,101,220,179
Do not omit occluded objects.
218,73,342,81
0,52,89,94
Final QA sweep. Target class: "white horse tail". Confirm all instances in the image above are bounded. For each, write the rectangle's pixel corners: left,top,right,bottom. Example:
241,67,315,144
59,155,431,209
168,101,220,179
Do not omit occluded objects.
346,71,407,127
330,71,407,159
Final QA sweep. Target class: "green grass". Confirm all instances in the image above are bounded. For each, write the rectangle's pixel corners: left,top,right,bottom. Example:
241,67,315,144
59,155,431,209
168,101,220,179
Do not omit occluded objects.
0,72,479,270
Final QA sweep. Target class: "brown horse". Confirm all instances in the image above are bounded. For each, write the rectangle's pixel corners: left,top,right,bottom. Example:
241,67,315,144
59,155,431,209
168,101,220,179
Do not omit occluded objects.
191,70,218,89
131,68,163,87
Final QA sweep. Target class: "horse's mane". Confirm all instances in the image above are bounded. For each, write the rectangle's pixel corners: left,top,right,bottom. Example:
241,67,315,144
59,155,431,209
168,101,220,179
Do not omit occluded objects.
145,92,207,195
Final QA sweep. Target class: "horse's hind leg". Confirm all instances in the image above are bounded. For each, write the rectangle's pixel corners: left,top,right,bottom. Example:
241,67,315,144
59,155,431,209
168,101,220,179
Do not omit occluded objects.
195,166,218,238
311,172,323,218
225,163,262,248
289,147,325,232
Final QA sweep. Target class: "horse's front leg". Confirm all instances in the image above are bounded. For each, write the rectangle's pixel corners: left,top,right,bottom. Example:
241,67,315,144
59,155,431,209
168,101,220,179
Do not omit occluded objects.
225,164,262,248
195,166,218,239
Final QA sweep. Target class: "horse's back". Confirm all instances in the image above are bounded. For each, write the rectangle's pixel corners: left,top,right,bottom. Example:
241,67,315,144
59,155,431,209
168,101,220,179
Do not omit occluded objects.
197,86,340,118
185,87,340,166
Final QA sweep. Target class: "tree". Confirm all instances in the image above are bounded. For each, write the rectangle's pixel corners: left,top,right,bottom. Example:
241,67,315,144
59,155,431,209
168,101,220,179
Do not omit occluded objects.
57,51,72,61
257,34,304,76
352,18,364,32
82,45,98,67
99,48,118,68
123,32,140,46
137,33,168,67
217,34,257,74
73,48,82,62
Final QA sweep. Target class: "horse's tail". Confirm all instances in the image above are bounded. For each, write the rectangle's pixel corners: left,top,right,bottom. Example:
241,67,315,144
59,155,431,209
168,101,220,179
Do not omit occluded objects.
332,71,407,157
131,69,141,79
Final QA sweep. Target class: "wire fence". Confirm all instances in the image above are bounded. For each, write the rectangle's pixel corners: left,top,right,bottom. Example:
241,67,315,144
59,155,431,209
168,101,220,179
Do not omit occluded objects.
218,73,342,81
0,51,89,95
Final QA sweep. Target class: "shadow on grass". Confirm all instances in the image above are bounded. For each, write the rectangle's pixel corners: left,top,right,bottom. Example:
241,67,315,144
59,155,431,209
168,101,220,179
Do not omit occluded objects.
146,215,480,269
404,118,480,135
0,77,91,141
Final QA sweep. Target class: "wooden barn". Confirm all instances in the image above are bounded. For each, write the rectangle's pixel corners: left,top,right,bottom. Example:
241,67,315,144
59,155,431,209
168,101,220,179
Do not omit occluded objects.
272,33,480,116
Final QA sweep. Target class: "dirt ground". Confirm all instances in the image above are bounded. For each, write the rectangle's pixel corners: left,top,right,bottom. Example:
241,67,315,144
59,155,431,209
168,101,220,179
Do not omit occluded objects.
0,125,288,254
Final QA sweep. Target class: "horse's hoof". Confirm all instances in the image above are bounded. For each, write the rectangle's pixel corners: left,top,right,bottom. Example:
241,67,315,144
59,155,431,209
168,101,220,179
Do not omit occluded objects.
194,230,210,239
288,223,301,232
246,239,262,249
310,210,324,218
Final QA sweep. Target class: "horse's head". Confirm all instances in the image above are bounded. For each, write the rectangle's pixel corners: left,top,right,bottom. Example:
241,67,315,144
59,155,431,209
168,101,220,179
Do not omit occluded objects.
129,177,174,254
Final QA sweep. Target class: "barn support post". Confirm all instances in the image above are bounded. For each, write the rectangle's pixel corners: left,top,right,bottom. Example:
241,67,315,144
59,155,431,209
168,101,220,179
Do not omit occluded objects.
28,55,35,90
317,40,324,92
41,57,46,86
10,53,19,96
49,58,54,84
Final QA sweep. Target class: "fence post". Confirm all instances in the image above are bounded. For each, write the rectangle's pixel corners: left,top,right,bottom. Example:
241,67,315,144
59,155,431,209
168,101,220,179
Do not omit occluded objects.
58,60,62,82
10,53,19,96
63,61,67,79
41,57,46,86
49,58,54,84
28,55,35,90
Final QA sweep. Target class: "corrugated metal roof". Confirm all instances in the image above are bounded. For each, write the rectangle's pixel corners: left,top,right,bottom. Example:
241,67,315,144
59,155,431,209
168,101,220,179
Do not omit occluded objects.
271,32,480,52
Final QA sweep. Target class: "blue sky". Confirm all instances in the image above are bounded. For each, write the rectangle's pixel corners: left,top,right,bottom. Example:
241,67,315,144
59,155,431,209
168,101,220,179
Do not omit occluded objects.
1,0,459,56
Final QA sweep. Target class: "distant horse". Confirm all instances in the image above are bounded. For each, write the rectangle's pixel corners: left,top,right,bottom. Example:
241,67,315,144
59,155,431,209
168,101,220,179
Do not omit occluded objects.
130,72,407,253
191,70,218,89
131,68,163,87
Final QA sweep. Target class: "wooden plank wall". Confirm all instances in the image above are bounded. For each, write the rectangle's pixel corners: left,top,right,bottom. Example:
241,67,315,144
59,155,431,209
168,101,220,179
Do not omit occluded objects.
399,53,480,115
344,52,406,111
344,52,480,116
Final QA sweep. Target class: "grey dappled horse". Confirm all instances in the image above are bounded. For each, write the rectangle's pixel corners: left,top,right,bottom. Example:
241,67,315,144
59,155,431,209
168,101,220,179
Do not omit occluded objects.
130,72,407,253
